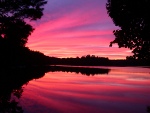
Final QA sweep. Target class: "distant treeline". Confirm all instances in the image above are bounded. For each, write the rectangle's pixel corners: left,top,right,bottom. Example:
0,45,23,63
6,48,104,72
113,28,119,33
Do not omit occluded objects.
48,55,150,66
1,45,149,67
0,47,51,67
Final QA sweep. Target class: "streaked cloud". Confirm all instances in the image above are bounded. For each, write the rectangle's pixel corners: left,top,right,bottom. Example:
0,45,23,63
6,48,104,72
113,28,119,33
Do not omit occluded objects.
27,0,132,59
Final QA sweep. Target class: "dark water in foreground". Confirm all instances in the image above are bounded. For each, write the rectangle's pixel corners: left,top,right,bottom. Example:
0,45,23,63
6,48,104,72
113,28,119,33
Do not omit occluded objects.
0,66,150,113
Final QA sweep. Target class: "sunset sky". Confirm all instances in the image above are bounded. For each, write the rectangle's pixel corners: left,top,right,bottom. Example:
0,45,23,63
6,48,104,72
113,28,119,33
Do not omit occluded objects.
27,0,132,59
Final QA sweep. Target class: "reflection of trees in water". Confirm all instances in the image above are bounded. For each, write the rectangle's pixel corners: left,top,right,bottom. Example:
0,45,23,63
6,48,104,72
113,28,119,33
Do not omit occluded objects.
0,66,111,112
0,87,23,113
49,66,111,76
0,67,50,113
1,66,149,113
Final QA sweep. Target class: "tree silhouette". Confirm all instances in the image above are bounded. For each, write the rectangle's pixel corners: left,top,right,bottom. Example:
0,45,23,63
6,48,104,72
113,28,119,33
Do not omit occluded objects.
106,0,150,60
0,0,47,47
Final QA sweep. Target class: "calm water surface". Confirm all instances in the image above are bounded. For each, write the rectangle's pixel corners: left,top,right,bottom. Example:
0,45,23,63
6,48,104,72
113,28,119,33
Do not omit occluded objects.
19,66,150,113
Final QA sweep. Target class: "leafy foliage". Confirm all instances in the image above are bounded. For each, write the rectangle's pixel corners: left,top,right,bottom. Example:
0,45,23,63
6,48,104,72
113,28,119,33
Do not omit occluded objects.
0,0,47,46
106,0,150,59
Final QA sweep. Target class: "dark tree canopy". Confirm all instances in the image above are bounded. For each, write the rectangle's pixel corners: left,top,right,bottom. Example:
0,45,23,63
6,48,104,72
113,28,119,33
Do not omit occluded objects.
106,0,150,60
0,0,47,46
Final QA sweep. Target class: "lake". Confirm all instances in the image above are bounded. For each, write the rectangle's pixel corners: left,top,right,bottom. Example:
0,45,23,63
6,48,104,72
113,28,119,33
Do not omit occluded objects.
0,66,150,113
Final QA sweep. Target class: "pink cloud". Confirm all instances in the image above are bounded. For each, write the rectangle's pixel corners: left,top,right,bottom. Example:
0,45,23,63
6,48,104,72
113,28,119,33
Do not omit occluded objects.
26,0,131,59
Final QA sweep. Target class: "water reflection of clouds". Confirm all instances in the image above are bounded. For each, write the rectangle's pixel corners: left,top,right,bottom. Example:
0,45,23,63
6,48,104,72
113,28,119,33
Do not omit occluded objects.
109,67,150,74
20,67,150,113
1,66,150,113
126,77,150,81
108,67,150,84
